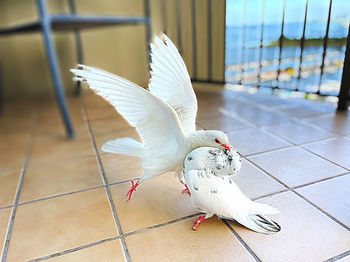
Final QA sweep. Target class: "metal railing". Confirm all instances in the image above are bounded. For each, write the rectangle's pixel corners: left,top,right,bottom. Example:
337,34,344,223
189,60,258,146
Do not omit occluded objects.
225,0,350,110
156,0,349,109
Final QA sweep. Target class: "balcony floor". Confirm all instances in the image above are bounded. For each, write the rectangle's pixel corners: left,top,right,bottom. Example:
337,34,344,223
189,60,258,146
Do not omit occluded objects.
1,89,350,261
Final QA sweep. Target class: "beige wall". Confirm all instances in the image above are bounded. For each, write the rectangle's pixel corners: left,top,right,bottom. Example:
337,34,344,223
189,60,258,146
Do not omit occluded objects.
0,0,225,99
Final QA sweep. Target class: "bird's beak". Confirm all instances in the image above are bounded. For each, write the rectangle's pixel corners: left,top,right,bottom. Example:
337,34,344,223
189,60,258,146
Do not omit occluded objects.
222,144,231,151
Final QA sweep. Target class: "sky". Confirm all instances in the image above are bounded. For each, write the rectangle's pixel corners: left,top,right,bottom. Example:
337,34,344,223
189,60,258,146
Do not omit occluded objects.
226,0,350,26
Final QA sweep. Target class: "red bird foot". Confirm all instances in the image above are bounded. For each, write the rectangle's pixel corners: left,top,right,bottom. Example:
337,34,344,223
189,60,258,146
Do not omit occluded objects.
126,180,139,200
192,216,206,231
182,184,191,195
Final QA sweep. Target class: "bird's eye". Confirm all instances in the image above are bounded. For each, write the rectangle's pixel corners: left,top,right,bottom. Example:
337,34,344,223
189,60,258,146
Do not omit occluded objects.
214,138,220,143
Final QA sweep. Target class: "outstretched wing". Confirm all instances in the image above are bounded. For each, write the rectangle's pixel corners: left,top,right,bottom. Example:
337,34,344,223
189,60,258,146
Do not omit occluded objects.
149,34,198,135
71,64,185,151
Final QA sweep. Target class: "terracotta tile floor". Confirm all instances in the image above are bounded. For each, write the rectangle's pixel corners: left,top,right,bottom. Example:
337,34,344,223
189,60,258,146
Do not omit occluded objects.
0,90,349,262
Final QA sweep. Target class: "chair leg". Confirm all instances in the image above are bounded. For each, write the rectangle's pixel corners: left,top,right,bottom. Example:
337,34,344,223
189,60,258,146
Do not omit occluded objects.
40,20,75,139
68,0,83,96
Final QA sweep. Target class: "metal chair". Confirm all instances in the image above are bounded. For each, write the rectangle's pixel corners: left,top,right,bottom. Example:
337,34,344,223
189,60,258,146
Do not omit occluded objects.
0,0,151,138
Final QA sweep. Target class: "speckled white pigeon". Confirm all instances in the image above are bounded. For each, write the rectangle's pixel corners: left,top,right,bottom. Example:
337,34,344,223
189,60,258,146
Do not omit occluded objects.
70,34,232,200
184,147,281,234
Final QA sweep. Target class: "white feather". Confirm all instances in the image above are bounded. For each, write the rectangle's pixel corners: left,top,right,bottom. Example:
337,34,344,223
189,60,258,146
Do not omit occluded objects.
184,147,280,234
71,64,231,185
102,137,143,158
149,34,197,135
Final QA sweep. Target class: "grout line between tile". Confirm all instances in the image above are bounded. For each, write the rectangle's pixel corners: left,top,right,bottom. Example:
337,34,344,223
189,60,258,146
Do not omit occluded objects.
81,98,131,262
123,213,200,238
299,145,350,172
292,190,350,231
252,189,290,201
244,144,294,158
243,157,290,189
250,125,350,172
252,171,350,201
295,136,339,147
0,168,20,175
0,205,13,211
1,105,40,262
292,172,350,190
16,185,105,206
247,122,350,172
324,250,350,262
0,178,138,212
219,107,259,128
222,220,262,262
244,157,350,232
260,129,338,147
30,213,200,261
28,236,121,262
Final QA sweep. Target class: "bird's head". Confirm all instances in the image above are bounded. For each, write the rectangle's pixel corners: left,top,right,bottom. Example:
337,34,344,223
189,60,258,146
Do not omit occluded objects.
205,130,232,151
225,149,242,176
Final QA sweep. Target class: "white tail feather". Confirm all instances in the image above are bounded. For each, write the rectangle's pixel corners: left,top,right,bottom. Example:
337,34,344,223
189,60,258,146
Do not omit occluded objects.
248,201,279,216
241,214,281,234
101,137,143,158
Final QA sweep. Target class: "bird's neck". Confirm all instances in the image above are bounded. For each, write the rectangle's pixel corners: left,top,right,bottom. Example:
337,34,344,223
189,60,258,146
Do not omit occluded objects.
184,130,210,153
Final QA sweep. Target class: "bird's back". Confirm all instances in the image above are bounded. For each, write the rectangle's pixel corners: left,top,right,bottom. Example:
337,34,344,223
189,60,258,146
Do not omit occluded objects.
183,147,280,234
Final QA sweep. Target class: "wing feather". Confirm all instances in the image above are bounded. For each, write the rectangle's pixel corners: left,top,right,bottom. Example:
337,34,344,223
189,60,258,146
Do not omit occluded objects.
71,65,184,151
149,34,197,135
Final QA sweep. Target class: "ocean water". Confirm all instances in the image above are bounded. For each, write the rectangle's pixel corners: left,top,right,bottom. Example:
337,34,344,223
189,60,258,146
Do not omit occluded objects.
225,22,348,95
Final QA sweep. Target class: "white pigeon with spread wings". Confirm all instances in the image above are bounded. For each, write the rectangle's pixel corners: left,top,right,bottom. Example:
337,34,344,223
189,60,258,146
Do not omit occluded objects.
184,147,281,234
70,35,232,200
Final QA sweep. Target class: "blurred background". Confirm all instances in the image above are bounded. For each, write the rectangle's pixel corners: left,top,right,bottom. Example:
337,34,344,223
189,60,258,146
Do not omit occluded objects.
226,0,350,96
0,0,225,99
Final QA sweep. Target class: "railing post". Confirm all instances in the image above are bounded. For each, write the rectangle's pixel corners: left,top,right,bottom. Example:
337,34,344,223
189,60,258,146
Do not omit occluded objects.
276,0,286,87
337,24,350,111
318,0,333,94
297,0,308,91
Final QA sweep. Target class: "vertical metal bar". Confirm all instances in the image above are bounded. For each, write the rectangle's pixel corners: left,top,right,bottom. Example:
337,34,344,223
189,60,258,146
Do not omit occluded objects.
68,0,83,96
318,0,333,93
239,0,246,85
192,0,197,79
337,24,350,111
161,0,167,33
37,0,75,139
207,0,212,81
144,0,152,64
257,0,265,87
297,0,308,91
175,0,183,54
276,0,286,87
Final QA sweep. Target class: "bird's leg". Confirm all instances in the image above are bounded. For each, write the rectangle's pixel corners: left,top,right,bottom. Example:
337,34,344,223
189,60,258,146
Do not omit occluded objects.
126,179,140,200
177,171,191,195
192,216,206,231
192,214,213,231
182,184,191,195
